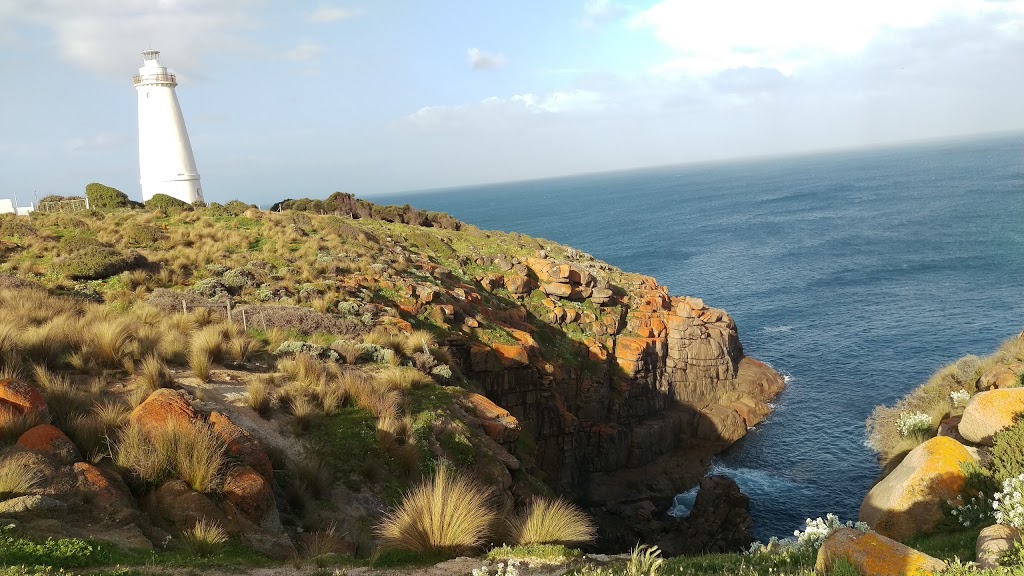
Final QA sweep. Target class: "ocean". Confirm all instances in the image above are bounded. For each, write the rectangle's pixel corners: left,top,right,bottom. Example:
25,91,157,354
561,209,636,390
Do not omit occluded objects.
375,132,1024,539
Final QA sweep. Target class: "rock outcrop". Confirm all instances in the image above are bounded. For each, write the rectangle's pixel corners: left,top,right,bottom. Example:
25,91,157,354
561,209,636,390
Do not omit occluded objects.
976,524,1022,570
816,528,947,576
447,257,784,550
859,436,975,541
958,388,1024,445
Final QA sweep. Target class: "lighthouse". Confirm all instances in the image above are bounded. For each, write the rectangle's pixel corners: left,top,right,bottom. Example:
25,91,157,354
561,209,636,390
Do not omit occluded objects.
134,50,203,204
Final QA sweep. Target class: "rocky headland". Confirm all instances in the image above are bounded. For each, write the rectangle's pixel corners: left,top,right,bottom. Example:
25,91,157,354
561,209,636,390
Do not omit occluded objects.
0,190,784,572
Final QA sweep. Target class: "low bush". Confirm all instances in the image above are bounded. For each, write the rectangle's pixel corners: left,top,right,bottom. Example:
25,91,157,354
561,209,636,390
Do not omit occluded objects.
85,182,132,210
52,245,140,280
376,464,496,553
509,498,596,546
993,419,1024,483
122,222,163,247
145,193,192,213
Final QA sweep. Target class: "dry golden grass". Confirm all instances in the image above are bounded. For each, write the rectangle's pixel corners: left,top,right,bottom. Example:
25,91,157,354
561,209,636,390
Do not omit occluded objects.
181,518,229,558
289,394,319,431
136,355,173,391
0,455,43,499
376,464,496,553
115,420,226,492
188,348,212,382
330,339,362,365
401,330,436,357
375,366,433,391
0,409,43,445
245,376,275,417
509,498,597,546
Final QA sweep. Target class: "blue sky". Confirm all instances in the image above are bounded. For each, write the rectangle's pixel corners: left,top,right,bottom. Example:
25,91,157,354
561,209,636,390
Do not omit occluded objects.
1,1,1023,205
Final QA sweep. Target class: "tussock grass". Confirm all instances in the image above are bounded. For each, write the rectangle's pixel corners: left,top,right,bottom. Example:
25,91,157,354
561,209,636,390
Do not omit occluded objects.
0,409,43,445
401,330,436,357
188,348,213,382
376,464,496,553
65,412,104,458
136,354,172,391
376,366,433,391
115,420,226,492
86,316,136,369
0,455,43,499
245,376,275,417
510,498,596,546
302,522,342,567
181,518,229,558
290,393,319,431
330,339,362,364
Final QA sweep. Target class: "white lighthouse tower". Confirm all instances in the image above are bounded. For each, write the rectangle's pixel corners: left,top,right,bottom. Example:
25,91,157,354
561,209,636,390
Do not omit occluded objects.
134,50,203,204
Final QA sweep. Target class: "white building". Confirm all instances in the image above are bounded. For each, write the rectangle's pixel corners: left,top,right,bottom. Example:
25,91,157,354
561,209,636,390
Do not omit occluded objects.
0,198,33,216
134,50,203,204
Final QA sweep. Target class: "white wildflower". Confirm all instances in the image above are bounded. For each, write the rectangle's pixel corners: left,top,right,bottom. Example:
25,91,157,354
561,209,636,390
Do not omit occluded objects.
950,389,970,408
896,411,934,437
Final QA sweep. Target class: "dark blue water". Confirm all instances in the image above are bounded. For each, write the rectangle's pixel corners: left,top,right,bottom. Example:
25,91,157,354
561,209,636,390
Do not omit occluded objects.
375,133,1024,538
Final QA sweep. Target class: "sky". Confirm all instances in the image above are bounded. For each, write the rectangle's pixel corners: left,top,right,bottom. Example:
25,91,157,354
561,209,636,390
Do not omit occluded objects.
1,1,1023,205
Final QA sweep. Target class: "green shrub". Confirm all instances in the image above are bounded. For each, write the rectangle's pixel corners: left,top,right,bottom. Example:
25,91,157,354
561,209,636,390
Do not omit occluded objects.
57,231,102,252
145,193,192,213
122,222,163,247
51,245,138,280
0,215,36,238
992,418,1024,483
85,182,132,210
224,200,256,215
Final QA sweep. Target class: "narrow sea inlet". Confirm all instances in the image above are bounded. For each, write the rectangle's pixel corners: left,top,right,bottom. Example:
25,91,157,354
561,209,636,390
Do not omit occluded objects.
378,132,1024,538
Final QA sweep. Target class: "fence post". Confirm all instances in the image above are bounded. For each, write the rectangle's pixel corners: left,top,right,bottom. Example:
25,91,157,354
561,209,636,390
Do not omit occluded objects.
182,300,188,314
261,311,267,331
226,298,233,323
241,309,248,331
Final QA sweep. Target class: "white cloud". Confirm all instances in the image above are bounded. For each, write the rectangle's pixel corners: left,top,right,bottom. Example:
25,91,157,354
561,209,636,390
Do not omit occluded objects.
467,48,507,71
308,4,359,24
67,132,128,152
287,40,324,61
405,89,605,130
632,0,1024,77
0,0,259,77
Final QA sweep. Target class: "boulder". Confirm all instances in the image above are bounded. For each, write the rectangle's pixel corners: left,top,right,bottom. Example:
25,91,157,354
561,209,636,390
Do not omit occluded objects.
816,528,947,576
145,479,229,532
541,282,572,298
591,287,614,305
208,411,273,482
491,343,529,367
129,389,197,430
859,436,974,541
71,462,135,512
658,475,753,556
937,416,964,442
979,365,1023,391
0,378,47,418
17,424,81,464
977,524,1022,570
0,495,67,515
221,465,274,524
462,392,520,443
504,275,533,295
959,388,1024,445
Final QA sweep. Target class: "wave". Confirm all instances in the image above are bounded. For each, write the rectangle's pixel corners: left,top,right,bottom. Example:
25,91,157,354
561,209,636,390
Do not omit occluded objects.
763,325,794,333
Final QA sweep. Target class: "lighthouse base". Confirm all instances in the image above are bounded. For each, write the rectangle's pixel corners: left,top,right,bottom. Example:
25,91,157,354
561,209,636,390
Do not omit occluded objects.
140,176,203,205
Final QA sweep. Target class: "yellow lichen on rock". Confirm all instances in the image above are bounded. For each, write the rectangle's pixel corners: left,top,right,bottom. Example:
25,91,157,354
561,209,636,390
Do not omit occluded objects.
859,436,974,541
816,527,947,576
958,388,1024,445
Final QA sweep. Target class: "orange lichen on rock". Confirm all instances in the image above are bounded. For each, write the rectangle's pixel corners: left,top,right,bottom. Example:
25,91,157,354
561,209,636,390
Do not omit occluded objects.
0,378,47,418
17,424,81,463
222,465,274,523
72,462,134,509
492,343,529,367
859,436,974,541
464,392,520,443
209,411,274,482
816,528,947,576
129,389,198,429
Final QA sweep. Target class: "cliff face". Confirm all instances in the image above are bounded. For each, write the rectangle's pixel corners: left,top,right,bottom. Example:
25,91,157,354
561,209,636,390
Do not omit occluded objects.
445,254,785,548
